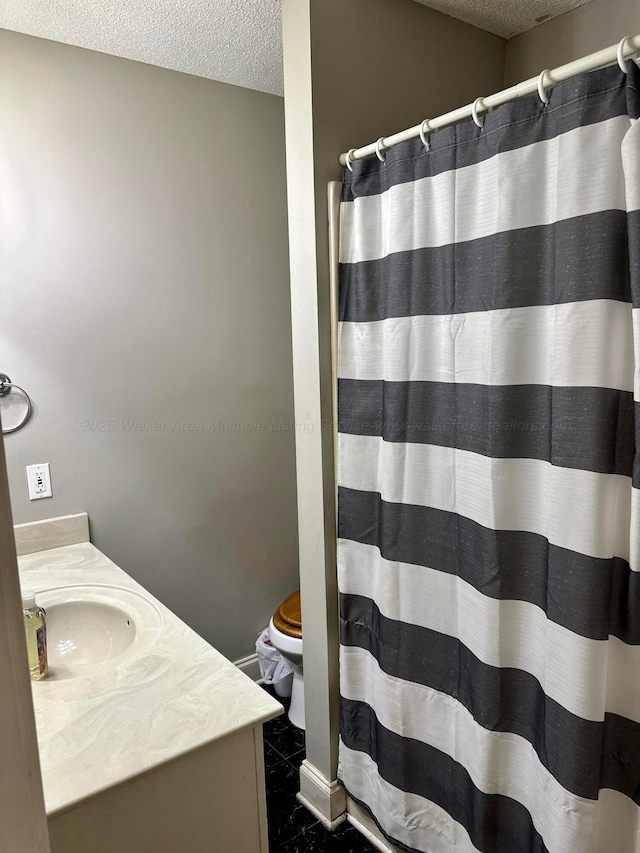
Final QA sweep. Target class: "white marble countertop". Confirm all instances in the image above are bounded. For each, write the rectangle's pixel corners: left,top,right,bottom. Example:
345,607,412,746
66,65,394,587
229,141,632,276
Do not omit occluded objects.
18,539,282,816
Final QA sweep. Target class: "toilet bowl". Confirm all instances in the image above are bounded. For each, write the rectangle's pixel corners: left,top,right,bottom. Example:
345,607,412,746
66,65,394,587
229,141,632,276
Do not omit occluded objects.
268,591,304,730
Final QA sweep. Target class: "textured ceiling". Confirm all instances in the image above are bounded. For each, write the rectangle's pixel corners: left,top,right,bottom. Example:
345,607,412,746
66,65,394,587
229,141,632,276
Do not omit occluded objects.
0,0,594,97
0,0,284,95
414,0,592,38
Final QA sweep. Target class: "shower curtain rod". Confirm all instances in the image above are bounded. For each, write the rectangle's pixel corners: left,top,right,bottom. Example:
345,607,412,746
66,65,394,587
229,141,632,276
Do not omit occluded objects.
338,34,640,167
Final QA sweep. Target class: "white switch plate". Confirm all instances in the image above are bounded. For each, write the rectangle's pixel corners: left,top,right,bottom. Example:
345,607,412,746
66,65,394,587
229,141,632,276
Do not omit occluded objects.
26,463,52,500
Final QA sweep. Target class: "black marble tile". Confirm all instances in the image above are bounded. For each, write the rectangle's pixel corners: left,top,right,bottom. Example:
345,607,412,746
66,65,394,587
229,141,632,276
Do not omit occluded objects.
262,682,291,710
275,819,378,852
286,747,305,770
261,686,375,851
264,711,305,760
265,755,318,846
264,740,283,770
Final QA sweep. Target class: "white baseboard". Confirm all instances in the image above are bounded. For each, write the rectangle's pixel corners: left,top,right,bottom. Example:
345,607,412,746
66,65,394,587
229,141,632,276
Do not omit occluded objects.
296,760,347,830
347,797,400,853
233,653,263,684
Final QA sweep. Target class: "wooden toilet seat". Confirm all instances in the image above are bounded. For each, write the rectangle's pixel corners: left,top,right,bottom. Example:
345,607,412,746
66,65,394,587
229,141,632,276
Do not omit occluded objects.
272,590,302,639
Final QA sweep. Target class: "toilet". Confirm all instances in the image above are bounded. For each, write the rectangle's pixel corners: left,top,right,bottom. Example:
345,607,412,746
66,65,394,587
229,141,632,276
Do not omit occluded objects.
268,591,304,730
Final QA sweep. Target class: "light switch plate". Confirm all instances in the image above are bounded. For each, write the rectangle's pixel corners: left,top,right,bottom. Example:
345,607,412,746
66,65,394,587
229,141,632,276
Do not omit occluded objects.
26,463,52,500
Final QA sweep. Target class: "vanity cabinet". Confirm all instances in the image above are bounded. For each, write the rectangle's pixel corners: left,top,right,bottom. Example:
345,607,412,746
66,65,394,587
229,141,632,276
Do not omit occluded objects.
48,725,270,853
16,514,281,853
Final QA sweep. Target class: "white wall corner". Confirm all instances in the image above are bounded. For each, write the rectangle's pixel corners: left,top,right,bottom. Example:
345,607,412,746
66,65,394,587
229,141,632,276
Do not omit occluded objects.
234,653,263,684
296,759,346,830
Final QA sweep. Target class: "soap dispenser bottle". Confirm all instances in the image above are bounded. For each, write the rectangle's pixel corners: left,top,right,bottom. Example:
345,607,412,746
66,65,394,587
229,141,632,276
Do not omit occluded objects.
22,591,48,680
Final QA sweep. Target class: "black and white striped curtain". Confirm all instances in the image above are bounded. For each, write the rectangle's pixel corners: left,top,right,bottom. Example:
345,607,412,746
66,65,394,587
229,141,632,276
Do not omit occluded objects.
337,62,640,853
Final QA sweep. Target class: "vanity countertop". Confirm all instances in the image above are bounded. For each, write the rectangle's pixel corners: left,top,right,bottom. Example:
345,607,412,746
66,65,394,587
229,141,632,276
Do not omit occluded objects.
18,539,282,816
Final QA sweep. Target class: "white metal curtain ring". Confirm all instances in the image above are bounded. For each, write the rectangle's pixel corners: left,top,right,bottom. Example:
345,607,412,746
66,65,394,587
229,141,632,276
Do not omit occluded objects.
618,37,632,72
375,138,386,162
471,97,485,128
419,119,432,150
345,148,357,171
537,69,551,104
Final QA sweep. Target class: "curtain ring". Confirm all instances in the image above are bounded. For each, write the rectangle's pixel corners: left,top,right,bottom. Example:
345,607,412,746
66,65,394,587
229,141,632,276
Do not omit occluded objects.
419,119,432,151
471,97,485,128
537,69,551,104
345,148,357,172
375,138,386,162
618,37,632,72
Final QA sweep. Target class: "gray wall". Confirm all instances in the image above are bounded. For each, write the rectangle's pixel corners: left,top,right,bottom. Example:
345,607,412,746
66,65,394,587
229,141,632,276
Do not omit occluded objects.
0,30,298,662
505,0,640,84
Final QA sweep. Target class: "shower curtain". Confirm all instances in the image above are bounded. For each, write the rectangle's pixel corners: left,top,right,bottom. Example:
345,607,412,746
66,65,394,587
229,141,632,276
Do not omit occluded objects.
337,62,640,853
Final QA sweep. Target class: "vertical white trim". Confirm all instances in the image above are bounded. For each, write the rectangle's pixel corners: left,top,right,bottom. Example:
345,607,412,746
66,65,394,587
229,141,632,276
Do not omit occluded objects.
253,726,269,852
0,430,50,851
328,181,342,501
282,0,341,787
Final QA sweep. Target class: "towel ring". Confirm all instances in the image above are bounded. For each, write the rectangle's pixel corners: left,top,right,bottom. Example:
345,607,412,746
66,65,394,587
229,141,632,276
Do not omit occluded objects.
618,37,633,72
419,119,432,151
345,148,357,171
375,137,386,162
537,69,551,104
472,97,485,128
0,373,33,435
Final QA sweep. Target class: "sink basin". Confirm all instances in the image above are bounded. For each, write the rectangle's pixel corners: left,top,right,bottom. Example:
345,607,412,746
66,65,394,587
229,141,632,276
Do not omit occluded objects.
34,584,163,680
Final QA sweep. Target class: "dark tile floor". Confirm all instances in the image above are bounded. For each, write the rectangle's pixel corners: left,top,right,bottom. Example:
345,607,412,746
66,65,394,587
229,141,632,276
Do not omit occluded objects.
262,688,376,852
